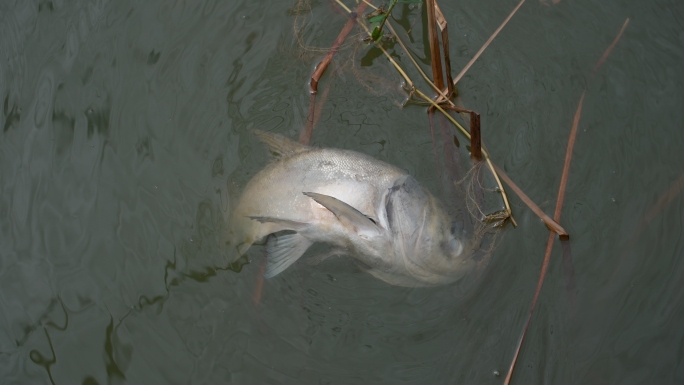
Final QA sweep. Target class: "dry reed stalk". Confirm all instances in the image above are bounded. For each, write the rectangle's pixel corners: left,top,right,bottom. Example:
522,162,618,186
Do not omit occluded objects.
300,77,332,144
444,106,483,161
470,112,481,160
643,173,684,224
425,0,445,90
503,229,555,385
554,91,585,222
451,0,526,87
592,18,629,76
503,91,585,385
433,2,454,97
493,164,567,236
361,2,452,103
503,19,629,384
253,258,267,305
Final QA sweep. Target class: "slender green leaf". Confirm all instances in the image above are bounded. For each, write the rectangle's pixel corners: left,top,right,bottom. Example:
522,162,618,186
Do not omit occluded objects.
372,26,382,41
368,14,386,23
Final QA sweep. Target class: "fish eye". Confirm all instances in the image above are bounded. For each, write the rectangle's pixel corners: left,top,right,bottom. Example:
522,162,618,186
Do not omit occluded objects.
449,238,460,251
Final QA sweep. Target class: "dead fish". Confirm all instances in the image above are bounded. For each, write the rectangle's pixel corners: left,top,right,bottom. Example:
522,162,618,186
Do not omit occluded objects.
228,130,475,287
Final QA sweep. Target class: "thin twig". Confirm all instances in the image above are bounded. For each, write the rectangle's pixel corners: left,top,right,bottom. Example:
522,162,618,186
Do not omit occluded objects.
493,164,567,236
332,0,351,14
503,230,555,385
592,18,630,76
452,0,526,85
302,1,369,145
310,1,368,94
385,7,454,102
386,21,449,100
301,78,333,144
360,0,377,10
554,91,585,220
643,173,684,224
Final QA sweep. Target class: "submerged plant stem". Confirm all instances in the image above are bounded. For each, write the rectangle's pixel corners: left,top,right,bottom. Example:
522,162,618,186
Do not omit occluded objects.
593,18,630,76
302,0,369,145
503,92,585,385
503,18,630,384
414,89,515,223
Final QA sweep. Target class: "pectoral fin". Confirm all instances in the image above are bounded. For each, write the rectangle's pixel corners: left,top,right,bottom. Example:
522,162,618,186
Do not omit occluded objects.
263,232,313,279
248,216,307,230
301,248,347,266
303,192,381,237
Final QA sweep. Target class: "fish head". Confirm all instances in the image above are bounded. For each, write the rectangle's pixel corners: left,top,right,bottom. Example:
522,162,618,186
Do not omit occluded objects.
385,176,473,285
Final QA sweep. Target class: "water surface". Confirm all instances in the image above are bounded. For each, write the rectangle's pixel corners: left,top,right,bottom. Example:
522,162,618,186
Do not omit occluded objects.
1,0,683,383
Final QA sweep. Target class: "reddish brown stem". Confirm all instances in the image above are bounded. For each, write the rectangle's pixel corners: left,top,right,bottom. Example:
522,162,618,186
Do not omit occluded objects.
453,0,525,86
300,1,369,145
433,1,453,97
593,19,630,76
253,258,267,305
555,91,585,219
504,91,586,385
611,172,684,281
504,230,555,385
504,19,629,384
425,0,444,91
470,112,481,161
442,105,482,161
493,164,567,236
428,106,463,202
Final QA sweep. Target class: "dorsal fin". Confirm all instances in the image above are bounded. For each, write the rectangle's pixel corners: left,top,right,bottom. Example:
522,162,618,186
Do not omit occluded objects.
252,129,308,159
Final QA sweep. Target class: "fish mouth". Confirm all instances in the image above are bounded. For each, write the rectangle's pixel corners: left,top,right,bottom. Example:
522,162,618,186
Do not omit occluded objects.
399,197,471,285
404,258,467,286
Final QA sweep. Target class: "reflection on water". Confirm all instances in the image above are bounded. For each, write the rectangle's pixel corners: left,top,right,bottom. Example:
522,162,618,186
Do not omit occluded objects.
1,0,683,383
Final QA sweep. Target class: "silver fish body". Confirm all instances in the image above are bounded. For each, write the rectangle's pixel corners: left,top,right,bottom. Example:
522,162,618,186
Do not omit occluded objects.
229,131,474,287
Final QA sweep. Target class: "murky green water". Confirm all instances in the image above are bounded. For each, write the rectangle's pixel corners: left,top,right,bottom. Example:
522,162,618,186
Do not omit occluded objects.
1,0,683,383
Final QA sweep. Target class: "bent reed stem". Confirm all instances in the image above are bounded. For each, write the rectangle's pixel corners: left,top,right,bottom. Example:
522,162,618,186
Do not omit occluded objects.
335,0,515,223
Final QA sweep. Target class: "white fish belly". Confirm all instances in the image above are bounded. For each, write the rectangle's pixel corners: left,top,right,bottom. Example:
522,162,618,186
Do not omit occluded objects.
231,147,406,250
